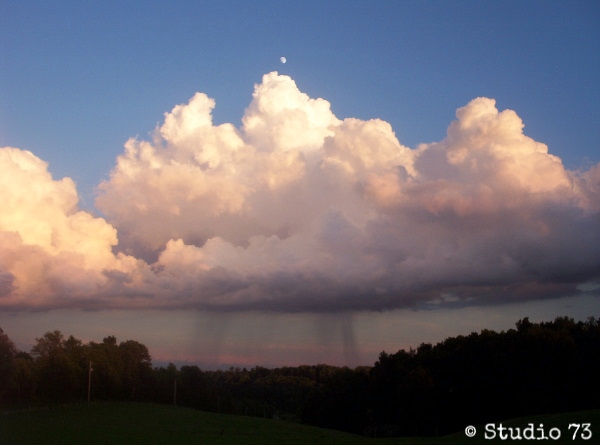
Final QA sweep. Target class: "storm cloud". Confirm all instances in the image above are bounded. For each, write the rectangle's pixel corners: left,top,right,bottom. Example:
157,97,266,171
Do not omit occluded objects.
1,72,599,311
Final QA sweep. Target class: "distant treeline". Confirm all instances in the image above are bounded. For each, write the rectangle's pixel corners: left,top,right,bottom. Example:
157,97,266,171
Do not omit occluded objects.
1,316,599,437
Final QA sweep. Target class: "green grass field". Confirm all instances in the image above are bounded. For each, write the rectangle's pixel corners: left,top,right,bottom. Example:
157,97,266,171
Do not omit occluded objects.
1,403,598,445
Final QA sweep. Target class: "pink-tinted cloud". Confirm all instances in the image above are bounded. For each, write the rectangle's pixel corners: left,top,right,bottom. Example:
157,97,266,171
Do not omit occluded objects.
0,147,145,308
1,73,599,311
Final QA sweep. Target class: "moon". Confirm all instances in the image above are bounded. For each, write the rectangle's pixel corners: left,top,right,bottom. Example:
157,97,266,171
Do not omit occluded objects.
280,56,286,64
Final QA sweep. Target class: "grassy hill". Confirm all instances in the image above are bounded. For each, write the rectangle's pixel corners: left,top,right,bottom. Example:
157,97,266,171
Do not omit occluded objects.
1,402,598,445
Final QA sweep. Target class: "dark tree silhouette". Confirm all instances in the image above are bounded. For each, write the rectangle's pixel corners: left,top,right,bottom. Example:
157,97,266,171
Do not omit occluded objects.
0,328,16,407
0,315,598,438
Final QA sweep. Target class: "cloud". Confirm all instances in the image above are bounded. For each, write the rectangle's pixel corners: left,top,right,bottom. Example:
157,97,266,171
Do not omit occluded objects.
2,73,599,311
0,147,143,308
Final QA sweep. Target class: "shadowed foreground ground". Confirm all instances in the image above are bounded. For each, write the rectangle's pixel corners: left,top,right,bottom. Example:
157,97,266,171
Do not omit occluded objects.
1,402,598,445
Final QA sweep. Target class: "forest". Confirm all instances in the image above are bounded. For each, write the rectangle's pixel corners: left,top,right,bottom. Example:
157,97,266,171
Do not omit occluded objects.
1,316,599,437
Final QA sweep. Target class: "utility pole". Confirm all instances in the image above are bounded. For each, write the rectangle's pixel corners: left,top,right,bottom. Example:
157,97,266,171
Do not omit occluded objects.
87,361,93,403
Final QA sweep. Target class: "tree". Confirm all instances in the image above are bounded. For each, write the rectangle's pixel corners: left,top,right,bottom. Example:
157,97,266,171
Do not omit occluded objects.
152,363,179,405
0,328,17,407
87,336,122,399
11,352,35,406
32,331,81,402
31,330,63,358
119,340,152,400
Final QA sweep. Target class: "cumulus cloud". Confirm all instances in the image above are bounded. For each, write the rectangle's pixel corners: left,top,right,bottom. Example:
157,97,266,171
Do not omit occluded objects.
0,147,145,308
2,72,599,311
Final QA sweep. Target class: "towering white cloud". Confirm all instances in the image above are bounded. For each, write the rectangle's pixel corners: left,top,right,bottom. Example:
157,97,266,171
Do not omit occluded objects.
0,147,142,308
2,72,599,311
242,72,341,152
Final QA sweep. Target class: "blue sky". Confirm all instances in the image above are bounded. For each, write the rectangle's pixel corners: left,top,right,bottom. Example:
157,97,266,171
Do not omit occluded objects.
1,1,599,368
2,1,598,204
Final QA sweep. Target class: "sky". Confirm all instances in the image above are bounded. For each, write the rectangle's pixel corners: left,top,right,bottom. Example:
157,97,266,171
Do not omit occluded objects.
1,1,599,369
